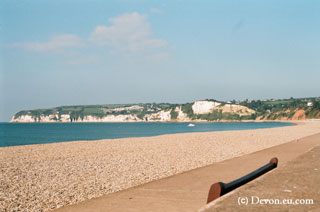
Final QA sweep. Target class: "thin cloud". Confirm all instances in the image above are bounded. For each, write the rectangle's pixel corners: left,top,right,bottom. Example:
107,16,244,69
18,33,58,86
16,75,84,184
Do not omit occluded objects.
150,8,163,14
89,12,168,56
12,34,84,52
11,12,169,62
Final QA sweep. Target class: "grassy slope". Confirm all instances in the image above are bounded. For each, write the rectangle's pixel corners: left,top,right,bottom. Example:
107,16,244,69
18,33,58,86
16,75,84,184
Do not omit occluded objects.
239,97,320,120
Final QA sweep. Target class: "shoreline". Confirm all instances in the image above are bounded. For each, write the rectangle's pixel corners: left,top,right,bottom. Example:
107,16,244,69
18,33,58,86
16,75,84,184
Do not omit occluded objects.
7,119,318,123
1,121,295,149
1,120,320,211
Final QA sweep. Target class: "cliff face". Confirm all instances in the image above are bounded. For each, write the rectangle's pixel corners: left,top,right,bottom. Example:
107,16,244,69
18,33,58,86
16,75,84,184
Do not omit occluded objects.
10,112,189,123
11,101,255,123
192,101,221,114
255,109,308,121
192,100,255,116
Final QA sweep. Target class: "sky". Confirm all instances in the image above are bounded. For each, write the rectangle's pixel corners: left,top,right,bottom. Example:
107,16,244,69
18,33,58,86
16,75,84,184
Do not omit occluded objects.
1,0,320,121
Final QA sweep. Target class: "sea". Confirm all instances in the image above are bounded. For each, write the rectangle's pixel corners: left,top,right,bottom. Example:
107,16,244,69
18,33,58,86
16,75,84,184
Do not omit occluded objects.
0,122,293,147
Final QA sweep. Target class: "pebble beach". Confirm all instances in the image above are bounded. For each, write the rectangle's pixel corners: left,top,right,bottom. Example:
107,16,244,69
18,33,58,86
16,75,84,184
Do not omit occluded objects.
1,121,320,212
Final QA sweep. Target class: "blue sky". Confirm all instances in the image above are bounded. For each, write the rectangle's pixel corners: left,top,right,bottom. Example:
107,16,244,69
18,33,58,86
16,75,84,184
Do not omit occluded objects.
1,0,320,121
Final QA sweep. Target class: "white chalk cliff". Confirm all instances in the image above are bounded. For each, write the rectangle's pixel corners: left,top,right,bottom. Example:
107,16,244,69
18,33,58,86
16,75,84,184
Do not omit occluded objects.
11,101,255,123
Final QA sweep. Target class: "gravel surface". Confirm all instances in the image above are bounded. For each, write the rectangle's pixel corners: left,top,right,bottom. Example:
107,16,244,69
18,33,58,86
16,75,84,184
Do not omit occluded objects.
1,121,320,211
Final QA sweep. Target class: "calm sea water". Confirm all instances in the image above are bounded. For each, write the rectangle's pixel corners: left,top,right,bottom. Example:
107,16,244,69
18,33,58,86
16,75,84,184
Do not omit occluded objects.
0,122,293,147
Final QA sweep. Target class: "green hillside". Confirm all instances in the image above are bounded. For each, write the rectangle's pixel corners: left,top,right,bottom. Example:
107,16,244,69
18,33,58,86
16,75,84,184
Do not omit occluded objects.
12,97,320,122
239,97,320,120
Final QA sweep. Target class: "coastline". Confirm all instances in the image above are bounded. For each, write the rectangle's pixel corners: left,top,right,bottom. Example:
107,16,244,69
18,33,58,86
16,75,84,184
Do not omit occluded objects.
7,119,316,123
1,121,294,148
1,120,320,211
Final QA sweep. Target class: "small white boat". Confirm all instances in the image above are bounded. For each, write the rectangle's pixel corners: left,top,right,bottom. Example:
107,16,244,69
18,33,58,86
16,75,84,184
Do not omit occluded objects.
188,123,195,127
